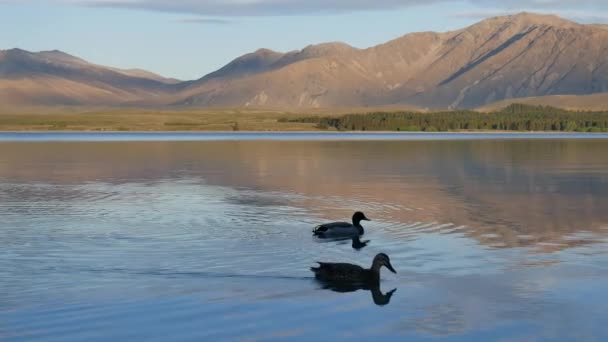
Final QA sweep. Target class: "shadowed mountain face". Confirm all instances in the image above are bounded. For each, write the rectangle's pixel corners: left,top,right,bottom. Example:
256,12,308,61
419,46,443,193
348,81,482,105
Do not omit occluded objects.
3,13,608,109
0,49,177,106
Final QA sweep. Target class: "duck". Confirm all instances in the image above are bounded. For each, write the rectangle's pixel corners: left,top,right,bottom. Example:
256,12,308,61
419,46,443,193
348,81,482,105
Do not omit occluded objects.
310,253,396,284
351,236,370,250
312,211,371,238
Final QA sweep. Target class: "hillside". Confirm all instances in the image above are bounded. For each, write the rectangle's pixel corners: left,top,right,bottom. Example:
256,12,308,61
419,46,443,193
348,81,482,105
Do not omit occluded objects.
3,13,608,109
176,13,608,109
0,49,176,106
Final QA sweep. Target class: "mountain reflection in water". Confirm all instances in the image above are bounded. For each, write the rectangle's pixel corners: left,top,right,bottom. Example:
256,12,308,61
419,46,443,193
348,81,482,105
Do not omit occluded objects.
1,135,607,341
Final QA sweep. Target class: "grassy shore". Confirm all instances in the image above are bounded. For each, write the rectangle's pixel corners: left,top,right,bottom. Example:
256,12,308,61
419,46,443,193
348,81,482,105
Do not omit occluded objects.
0,107,326,132
2,104,608,132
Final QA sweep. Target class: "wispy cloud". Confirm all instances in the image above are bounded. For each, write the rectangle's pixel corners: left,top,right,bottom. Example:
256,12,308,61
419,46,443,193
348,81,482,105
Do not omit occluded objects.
176,17,231,25
80,0,445,16
3,0,608,19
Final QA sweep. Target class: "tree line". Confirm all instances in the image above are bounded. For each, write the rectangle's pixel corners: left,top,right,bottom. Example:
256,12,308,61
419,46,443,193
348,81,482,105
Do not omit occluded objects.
280,104,608,132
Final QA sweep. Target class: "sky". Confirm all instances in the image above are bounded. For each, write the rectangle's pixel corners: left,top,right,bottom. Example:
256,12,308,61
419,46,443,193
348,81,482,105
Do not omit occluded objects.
1,0,607,80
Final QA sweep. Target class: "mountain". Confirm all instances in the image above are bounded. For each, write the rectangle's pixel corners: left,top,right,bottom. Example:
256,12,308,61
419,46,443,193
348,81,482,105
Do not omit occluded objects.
0,49,176,106
3,12,608,109
108,67,181,84
177,12,608,109
200,48,285,81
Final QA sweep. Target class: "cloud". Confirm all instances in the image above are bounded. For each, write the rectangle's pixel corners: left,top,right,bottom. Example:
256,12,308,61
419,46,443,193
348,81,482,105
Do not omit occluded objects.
81,0,445,16
3,0,608,18
176,17,231,25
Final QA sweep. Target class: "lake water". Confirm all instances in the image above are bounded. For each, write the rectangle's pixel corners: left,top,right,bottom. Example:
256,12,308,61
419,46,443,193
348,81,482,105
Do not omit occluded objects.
1,133,608,341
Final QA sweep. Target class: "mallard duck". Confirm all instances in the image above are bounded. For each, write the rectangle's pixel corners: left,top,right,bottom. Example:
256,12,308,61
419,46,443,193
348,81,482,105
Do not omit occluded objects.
351,236,370,250
312,211,370,238
310,253,396,284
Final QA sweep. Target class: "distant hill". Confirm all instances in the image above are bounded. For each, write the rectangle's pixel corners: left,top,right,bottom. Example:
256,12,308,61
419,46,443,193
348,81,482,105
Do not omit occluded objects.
3,12,608,109
478,93,608,112
0,49,176,106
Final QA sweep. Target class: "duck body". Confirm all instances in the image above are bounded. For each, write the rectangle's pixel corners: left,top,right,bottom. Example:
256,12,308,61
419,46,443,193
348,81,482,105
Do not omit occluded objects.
313,211,370,239
312,262,378,283
313,222,362,239
311,253,396,284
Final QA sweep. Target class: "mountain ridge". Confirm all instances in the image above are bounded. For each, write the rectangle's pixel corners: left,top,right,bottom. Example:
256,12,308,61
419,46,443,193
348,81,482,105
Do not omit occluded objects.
3,12,608,109
177,12,608,109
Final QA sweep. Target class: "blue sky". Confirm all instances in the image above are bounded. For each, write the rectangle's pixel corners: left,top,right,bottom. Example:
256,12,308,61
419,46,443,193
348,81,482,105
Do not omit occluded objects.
1,1,607,80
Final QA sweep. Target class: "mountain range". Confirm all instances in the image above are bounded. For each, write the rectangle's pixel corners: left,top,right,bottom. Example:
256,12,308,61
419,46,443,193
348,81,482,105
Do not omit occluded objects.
3,12,608,110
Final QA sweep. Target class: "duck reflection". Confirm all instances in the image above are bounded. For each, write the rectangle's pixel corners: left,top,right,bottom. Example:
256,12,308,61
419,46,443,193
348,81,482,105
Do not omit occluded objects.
351,236,370,250
311,235,371,251
318,281,397,306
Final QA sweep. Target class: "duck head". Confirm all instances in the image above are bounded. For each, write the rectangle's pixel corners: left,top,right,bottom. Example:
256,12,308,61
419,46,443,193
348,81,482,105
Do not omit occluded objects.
352,211,371,225
372,253,396,274
371,287,397,306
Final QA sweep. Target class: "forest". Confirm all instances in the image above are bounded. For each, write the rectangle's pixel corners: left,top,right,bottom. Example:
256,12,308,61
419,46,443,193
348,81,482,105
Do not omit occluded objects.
280,104,608,132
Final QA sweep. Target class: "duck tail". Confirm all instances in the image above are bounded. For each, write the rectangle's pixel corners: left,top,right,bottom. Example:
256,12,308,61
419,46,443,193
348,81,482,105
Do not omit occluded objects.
313,225,327,236
310,262,323,272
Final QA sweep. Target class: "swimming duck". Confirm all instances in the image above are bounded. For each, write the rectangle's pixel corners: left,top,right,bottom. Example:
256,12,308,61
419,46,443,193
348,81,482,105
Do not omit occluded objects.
312,211,370,238
351,236,370,250
310,253,396,284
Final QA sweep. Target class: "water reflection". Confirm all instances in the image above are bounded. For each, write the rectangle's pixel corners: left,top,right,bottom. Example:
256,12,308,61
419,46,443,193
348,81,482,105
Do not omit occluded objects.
1,139,606,254
1,137,608,340
351,236,370,250
318,281,397,306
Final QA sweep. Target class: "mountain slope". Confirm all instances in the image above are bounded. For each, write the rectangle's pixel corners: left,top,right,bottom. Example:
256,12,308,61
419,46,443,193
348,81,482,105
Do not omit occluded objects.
176,12,608,109
3,13,608,109
0,49,176,106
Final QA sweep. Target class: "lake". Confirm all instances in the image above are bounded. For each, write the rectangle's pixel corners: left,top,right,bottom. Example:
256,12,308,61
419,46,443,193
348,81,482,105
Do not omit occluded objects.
1,133,607,341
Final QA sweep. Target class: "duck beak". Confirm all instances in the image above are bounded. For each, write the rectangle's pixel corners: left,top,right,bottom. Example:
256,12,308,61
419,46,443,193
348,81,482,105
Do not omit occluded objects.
385,261,397,274
363,216,371,221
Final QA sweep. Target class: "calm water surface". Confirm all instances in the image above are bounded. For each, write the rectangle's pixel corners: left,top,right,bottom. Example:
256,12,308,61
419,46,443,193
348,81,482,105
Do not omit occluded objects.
1,133,608,341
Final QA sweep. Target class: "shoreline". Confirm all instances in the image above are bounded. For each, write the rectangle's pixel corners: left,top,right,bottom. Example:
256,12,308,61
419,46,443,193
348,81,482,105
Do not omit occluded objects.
0,130,605,134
